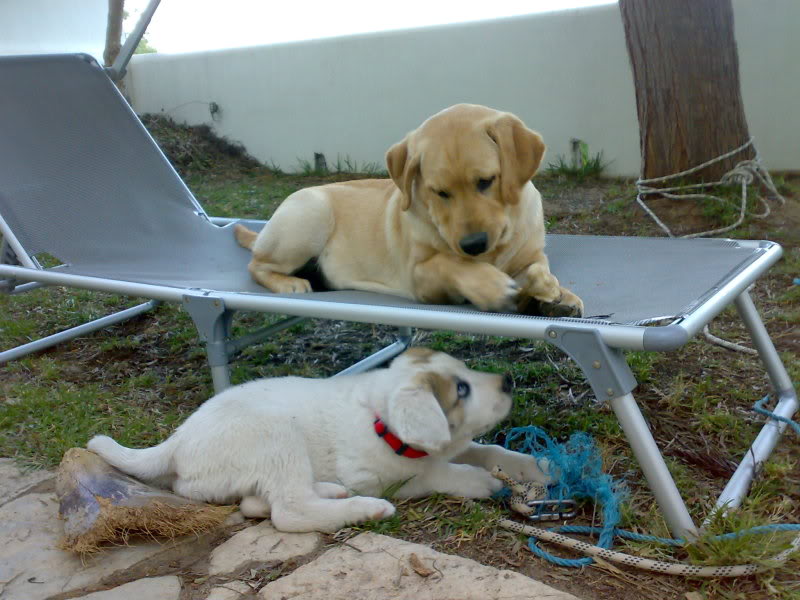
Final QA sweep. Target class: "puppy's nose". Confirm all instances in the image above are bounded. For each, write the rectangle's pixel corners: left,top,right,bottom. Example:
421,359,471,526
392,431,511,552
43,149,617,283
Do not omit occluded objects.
501,373,514,394
459,232,488,256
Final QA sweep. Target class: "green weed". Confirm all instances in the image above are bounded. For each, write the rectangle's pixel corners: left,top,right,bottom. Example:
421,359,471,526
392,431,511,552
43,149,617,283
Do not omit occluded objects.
546,141,608,181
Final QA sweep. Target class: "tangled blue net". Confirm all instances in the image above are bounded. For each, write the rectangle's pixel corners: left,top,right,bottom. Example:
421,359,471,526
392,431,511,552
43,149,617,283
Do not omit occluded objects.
498,417,800,569
501,425,628,567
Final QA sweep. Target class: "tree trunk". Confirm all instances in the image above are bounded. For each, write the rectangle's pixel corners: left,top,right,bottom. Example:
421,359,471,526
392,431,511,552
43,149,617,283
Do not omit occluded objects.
103,0,128,98
103,0,125,68
619,0,753,181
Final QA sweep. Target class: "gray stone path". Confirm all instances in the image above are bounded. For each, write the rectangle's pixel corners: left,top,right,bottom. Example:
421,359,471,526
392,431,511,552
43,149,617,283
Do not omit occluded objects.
0,460,582,600
260,532,581,600
71,577,182,600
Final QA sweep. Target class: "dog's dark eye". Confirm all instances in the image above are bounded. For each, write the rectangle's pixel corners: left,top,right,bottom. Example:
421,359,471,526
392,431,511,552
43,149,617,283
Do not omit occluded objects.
456,380,471,399
477,176,495,192
437,190,450,199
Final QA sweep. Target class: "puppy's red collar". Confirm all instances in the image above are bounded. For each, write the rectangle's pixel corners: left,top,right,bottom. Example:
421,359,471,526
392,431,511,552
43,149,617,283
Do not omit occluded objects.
373,417,429,459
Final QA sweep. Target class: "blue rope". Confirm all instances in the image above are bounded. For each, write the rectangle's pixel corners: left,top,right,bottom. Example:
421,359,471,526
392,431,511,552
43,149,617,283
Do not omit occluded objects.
753,395,800,436
499,422,800,568
502,426,627,567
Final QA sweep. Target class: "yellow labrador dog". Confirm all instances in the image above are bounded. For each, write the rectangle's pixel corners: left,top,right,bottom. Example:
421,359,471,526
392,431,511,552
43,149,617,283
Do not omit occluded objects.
234,103,582,317
88,348,550,533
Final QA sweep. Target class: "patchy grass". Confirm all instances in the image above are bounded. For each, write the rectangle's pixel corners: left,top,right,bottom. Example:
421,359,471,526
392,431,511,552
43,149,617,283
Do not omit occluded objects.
546,140,609,181
547,152,608,181
0,380,188,469
296,154,387,177
1,121,799,600
351,494,504,550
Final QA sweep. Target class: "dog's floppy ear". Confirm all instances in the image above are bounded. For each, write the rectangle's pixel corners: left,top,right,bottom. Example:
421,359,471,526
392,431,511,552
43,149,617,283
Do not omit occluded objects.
486,114,546,205
386,137,421,211
385,374,451,453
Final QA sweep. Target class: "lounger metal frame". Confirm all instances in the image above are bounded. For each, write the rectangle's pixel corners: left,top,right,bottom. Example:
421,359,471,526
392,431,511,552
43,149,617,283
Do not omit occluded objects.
1,4,796,541
2,229,795,540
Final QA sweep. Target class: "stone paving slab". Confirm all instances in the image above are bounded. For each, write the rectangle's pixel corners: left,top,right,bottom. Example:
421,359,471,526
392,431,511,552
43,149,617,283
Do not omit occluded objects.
206,581,253,599
0,459,586,600
209,520,321,575
260,532,581,600
71,576,181,600
0,459,52,506
0,492,205,600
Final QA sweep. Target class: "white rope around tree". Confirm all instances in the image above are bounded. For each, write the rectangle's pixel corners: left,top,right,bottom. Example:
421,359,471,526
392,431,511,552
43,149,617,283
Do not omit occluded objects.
637,139,786,354
702,324,758,355
636,138,786,239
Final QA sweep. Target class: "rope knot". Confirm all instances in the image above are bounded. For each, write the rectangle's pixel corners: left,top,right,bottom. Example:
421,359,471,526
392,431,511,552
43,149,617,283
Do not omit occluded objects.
635,138,785,238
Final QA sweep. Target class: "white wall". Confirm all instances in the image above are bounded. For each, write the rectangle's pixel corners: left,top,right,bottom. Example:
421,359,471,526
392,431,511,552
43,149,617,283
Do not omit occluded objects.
0,0,107,61
126,0,800,176
734,0,800,175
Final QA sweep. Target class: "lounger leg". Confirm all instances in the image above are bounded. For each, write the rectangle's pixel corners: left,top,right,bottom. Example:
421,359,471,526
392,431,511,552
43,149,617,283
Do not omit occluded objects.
182,294,234,394
735,291,795,394
335,327,414,376
0,237,20,293
0,300,161,365
610,393,698,539
711,292,799,513
209,365,231,394
545,324,698,539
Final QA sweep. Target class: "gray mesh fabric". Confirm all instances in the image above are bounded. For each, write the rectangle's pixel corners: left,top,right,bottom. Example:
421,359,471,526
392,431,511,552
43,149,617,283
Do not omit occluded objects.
0,54,767,325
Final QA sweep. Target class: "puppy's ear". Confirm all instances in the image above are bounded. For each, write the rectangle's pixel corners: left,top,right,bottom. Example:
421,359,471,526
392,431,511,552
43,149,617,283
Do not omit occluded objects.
486,114,546,205
386,377,451,453
386,137,420,211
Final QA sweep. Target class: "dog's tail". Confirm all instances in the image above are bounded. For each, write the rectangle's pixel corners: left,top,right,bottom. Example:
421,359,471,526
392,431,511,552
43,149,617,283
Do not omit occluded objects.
233,223,258,250
87,435,175,481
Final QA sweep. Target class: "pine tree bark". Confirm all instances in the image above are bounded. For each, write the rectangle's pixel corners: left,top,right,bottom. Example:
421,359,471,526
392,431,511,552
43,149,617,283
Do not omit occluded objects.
103,0,125,68
103,0,128,98
619,0,753,181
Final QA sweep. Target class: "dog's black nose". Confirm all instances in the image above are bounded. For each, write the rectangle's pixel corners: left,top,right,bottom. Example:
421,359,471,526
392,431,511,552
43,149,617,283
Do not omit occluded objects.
501,373,514,393
459,232,489,256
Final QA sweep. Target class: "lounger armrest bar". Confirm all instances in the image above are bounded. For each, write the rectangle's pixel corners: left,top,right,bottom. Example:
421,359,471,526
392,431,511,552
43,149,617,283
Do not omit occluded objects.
0,213,37,268
208,217,242,226
9,282,47,295
641,325,690,352
666,241,783,345
0,264,651,350
208,216,267,229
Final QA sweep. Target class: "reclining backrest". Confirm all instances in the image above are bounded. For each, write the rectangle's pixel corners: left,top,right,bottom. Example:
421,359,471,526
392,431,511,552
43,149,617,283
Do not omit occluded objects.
0,53,208,267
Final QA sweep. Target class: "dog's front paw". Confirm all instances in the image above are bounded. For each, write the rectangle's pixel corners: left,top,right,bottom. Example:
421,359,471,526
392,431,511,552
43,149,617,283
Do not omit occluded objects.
517,290,583,318
348,497,396,523
463,265,519,312
447,467,504,498
314,482,349,499
495,453,553,485
270,275,312,294
250,267,313,294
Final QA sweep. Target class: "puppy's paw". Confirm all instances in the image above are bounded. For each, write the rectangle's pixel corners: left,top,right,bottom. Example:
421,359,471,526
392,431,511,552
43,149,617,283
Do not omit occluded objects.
463,266,519,312
517,290,583,318
447,467,504,498
367,499,396,521
348,497,396,523
559,289,584,317
495,453,553,485
314,482,349,499
240,496,270,519
269,275,312,294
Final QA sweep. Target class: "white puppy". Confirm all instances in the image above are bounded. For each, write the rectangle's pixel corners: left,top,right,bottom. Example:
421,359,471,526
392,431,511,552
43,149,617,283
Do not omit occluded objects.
88,348,549,533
